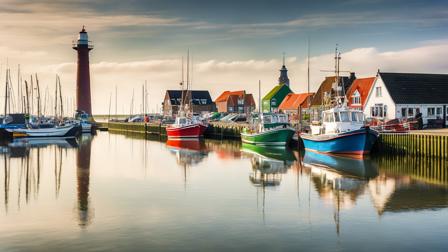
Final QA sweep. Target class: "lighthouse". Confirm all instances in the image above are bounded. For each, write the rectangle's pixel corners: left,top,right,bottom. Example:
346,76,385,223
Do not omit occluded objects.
73,26,93,115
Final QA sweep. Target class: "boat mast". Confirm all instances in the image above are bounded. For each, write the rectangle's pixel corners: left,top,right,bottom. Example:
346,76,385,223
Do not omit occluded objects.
35,74,41,120
180,56,185,113
4,68,8,116
25,80,30,115
54,75,58,118
58,76,63,118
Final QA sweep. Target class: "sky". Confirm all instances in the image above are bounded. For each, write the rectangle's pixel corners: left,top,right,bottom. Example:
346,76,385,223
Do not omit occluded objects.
1,0,448,114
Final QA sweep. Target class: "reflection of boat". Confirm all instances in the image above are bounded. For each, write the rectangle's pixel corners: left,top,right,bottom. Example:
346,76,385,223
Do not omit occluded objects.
242,143,295,163
9,138,79,149
166,139,206,152
0,138,79,158
303,151,378,179
242,144,295,187
166,139,208,167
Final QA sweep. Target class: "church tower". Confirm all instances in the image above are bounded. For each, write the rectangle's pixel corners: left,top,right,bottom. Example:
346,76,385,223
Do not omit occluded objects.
278,53,290,86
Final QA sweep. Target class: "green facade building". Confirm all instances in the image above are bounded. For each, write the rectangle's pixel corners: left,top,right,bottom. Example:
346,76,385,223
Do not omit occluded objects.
262,84,293,112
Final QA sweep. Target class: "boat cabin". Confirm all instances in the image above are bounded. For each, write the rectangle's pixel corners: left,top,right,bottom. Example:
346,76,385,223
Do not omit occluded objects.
312,108,365,135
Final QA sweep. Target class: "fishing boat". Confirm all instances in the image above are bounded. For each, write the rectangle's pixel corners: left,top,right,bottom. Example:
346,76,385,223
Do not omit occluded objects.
241,113,295,146
166,114,207,139
241,81,295,146
300,48,378,156
5,123,81,139
166,51,207,139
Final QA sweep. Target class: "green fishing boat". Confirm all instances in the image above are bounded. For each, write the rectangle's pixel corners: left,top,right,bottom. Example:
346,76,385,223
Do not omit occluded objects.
241,113,295,146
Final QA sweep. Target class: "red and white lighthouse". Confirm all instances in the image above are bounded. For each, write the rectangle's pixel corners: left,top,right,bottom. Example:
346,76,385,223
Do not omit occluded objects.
73,26,93,115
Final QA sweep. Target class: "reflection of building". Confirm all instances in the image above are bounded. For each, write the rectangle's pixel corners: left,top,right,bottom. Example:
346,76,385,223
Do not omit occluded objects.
76,134,94,227
369,154,448,215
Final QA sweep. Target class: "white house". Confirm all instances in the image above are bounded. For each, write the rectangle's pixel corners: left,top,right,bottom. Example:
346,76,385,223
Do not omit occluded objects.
363,72,448,127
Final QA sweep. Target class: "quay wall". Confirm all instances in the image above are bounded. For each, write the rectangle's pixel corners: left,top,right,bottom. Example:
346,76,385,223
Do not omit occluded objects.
96,122,244,139
377,133,448,158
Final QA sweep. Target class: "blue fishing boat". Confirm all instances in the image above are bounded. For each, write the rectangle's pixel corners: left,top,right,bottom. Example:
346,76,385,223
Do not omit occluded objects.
300,47,378,156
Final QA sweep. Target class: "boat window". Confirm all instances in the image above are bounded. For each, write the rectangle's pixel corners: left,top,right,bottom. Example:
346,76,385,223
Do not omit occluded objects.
334,112,340,122
179,118,186,124
340,112,350,122
264,115,272,123
357,112,364,122
351,112,357,121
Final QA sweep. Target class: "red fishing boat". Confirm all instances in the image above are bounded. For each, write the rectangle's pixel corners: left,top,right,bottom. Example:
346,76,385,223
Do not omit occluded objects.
166,116,207,139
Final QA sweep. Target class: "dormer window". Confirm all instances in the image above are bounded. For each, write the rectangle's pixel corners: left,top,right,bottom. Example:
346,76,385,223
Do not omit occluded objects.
351,90,361,105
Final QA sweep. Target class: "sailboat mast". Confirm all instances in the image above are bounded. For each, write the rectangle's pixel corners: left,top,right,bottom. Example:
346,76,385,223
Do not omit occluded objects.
54,75,58,118
25,80,30,115
58,76,63,118
35,74,41,119
4,68,8,116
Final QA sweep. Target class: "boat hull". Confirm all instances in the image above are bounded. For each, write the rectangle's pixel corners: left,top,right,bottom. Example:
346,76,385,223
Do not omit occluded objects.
241,127,295,146
300,128,378,156
166,123,207,138
7,124,81,139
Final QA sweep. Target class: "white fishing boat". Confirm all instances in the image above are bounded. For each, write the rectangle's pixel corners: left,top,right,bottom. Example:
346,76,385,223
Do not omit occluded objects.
6,123,81,138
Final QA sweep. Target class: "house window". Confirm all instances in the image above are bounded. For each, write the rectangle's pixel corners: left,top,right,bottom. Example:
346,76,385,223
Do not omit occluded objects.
408,108,414,117
271,98,277,107
384,105,387,117
436,107,442,118
228,107,234,112
351,90,361,105
401,108,407,118
375,87,382,97
371,104,385,117
237,98,244,105
428,107,435,116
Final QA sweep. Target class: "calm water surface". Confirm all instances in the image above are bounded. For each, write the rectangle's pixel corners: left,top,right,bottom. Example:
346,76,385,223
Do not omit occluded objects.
1,132,448,251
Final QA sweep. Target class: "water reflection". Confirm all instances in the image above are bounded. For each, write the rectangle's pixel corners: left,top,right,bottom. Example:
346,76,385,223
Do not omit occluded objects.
1,132,448,250
242,144,295,187
76,134,94,227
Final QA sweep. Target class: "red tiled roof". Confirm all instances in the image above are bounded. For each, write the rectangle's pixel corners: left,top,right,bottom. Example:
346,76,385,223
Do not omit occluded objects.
346,77,375,107
278,93,314,110
215,90,245,102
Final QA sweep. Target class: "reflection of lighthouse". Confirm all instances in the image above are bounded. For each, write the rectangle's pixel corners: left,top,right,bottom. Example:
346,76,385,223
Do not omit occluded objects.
76,134,93,227
73,26,93,115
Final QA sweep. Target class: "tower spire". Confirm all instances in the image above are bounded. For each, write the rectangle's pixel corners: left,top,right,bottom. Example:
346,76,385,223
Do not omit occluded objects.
278,52,290,86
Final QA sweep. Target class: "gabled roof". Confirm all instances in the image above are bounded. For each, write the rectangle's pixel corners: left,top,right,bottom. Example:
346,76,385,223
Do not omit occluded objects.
263,84,292,101
346,77,375,107
379,72,448,104
166,90,213,105
279,93,314,110
310,76,353,106
214,90,245,102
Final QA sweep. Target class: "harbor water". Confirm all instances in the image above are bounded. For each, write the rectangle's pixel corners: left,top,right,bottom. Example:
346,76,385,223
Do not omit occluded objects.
1,132,448,251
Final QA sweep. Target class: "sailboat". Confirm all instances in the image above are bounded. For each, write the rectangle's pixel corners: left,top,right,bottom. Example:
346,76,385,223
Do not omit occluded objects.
166,51,208,139
300,47,378,156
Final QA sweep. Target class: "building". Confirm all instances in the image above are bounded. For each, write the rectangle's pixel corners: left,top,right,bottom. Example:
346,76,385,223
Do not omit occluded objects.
363,72,448,126
214,90,256,113
262,61,293,112
278,93,314,114
162,90,214,116
262,84,293,113
309,74,355,121
346,77,375,110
